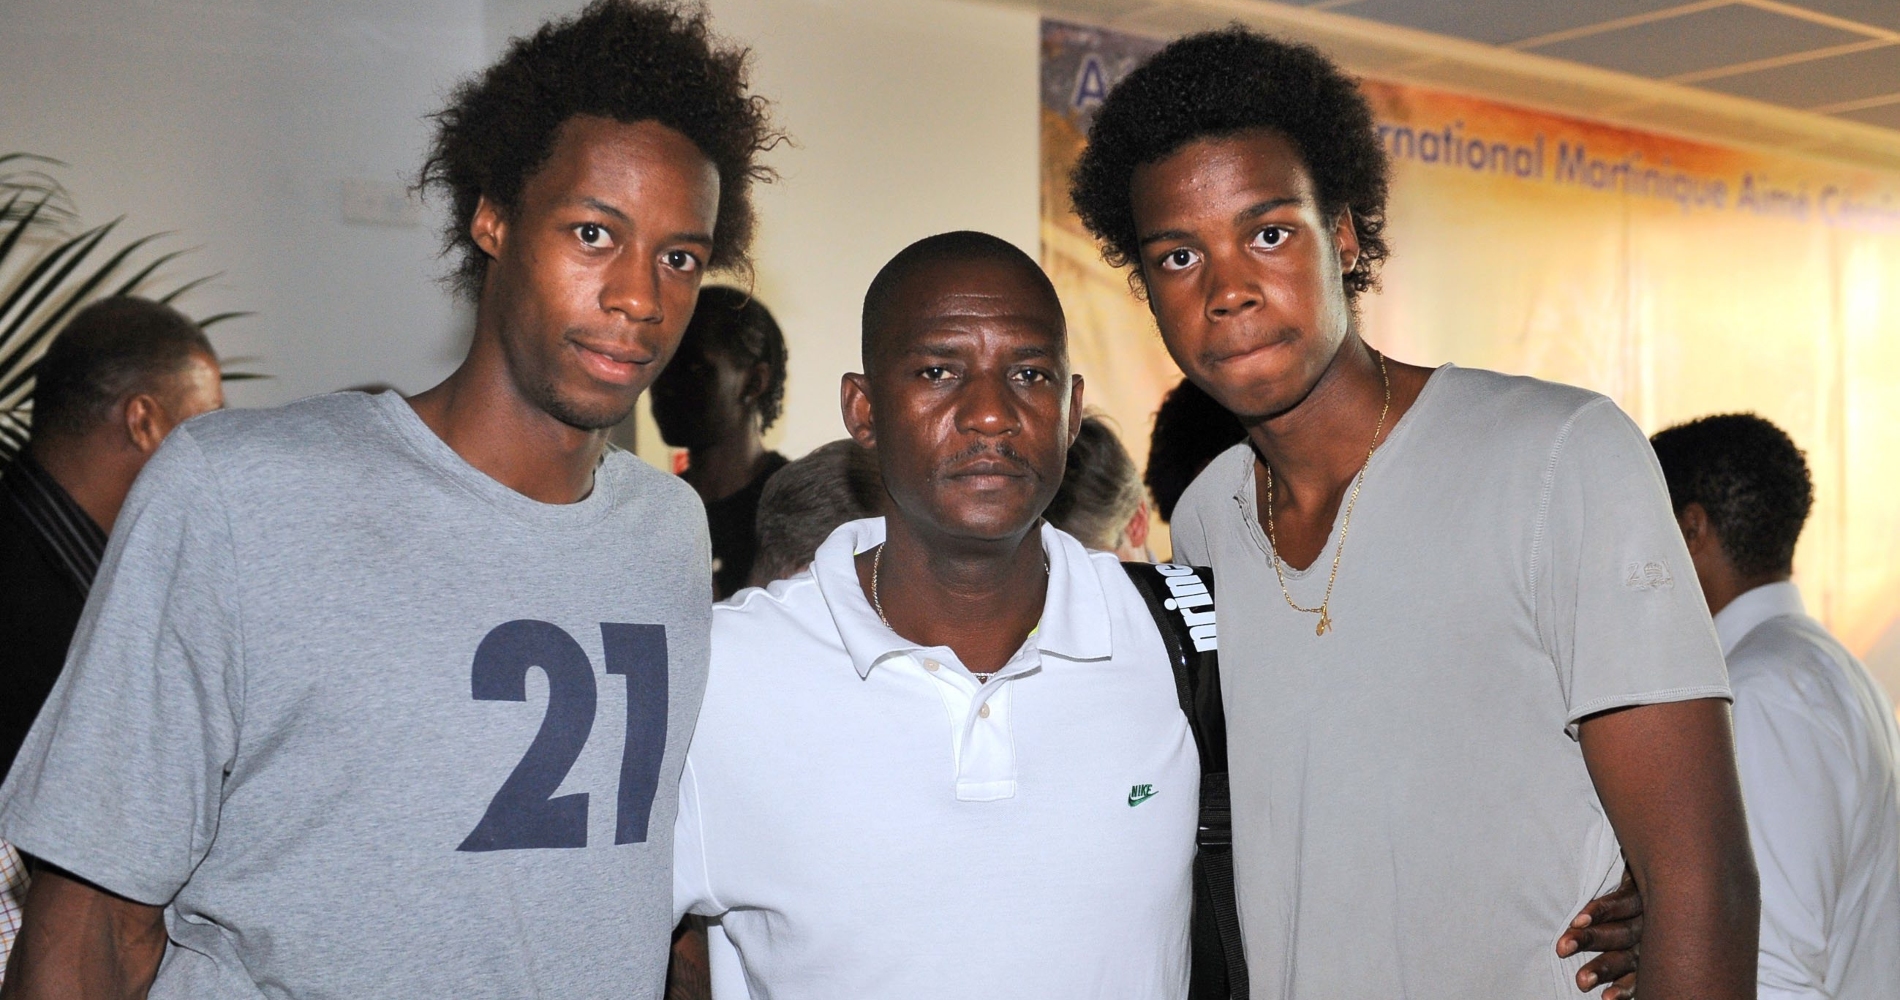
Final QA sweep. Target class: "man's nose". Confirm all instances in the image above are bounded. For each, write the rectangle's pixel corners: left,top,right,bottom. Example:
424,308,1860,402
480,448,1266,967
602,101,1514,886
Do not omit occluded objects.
956,372,1022,436
600,252,664,324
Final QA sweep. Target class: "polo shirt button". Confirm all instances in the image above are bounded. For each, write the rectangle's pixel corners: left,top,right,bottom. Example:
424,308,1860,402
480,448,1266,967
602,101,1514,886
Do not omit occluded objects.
923,659,939,672
978,703,991,719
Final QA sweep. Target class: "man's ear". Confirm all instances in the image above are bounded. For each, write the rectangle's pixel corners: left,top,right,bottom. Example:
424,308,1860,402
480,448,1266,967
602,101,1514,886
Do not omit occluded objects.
741,362,771,411
841,372,876,451
1066,374,1086,448
123,393,169,455
470,194,507,261
1332,207,1360,278
1125,498,1151,550
1677,502,1713,555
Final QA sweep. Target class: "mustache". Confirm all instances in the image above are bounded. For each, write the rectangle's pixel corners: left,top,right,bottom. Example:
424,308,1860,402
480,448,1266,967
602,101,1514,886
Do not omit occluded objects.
935,440,1038,479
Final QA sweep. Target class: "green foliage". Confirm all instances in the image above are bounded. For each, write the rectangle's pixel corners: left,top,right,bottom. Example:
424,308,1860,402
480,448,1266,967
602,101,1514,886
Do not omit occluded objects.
0,153,259,465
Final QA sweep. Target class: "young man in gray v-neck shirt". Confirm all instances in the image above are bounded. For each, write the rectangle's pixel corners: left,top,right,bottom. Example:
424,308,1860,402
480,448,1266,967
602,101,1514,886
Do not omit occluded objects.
1070,28,1758,1000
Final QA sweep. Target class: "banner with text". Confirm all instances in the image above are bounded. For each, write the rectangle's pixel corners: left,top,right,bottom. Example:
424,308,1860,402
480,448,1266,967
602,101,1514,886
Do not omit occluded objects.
1041,19,1900,683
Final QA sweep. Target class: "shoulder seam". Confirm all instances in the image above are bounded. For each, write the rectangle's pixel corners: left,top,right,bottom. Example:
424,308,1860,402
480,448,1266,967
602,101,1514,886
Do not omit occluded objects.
1529,395,1617,656
169,427,249,758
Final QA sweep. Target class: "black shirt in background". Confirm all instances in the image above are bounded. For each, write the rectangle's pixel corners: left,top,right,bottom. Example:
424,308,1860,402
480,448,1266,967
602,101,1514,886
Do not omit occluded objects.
0,454,104,781
706,451,788,600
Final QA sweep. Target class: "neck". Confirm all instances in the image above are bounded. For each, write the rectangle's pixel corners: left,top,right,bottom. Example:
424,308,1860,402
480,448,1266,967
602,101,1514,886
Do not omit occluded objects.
1704,570,1791,618
1246,336,1389,490
407,332,608,506
29,435,133,534
860,516,1047,676
683,427,767,503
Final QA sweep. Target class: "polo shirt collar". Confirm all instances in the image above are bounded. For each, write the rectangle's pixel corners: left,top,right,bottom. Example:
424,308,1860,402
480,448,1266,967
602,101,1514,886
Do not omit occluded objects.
1713,580,1805,656
810,517,1114,679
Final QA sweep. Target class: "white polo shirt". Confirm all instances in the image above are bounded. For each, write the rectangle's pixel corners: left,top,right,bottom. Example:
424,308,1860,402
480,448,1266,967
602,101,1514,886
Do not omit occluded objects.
674,517,1198,1000
1716,582,1900,1000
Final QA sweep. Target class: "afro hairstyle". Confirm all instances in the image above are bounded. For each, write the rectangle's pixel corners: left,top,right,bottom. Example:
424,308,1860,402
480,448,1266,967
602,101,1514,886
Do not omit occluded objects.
420,0,781,298
1650,413,1814,578
1069,27,1390,299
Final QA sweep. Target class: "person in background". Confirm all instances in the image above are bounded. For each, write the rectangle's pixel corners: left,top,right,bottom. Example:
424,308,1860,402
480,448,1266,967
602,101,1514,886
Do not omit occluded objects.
1652,413,1900,1000
0,297,223,781
744,438,883,588
0,2,778,996
1144,377,1244,526
1046,412,1151,561
1073,27,1757,999
0,296,223,981
649,285,789,598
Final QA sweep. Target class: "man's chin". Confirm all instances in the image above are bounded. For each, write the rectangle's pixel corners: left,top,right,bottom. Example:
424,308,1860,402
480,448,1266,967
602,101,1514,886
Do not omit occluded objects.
539,388,640,432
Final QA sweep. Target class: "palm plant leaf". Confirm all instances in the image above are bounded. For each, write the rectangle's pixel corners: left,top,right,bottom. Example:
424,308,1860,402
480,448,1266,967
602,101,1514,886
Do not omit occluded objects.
0,154,254,468
0,220,115,339
194,310,252,329
0,232,169,409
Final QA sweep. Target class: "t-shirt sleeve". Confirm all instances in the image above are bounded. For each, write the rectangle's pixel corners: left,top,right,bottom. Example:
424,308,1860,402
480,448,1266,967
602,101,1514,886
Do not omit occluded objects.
0,428,243,905
1533,397,1730,735
1166,460,1223,569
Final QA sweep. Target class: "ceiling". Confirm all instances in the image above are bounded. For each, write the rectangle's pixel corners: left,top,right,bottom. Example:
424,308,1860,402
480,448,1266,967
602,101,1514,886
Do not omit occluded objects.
1301,0,1900,130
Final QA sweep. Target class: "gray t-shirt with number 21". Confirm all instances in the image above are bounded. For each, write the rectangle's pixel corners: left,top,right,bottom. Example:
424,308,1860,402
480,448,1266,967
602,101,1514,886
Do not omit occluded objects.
0,391,710,999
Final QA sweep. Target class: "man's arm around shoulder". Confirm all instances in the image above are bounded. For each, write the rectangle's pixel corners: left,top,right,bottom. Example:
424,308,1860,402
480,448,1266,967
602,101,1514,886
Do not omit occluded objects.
1580,697,1760,1000
1,862,165,1000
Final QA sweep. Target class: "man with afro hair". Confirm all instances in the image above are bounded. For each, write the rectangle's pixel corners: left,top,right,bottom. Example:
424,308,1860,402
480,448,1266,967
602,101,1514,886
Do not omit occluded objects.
1653,413,1900,1000
0,3,777,998
1073,27,1758,1000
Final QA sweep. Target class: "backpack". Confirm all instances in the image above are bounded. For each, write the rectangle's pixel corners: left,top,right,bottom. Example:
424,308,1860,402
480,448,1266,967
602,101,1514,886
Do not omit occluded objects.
1122,562,1247,1000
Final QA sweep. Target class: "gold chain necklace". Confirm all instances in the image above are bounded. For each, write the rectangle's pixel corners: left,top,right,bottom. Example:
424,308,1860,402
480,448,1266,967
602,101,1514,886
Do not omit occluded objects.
1263,350,1390,637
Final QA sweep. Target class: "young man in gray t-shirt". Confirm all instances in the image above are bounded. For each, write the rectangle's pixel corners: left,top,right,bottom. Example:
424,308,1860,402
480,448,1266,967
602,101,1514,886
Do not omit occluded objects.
0,4,778,997
1070,29,1759,1000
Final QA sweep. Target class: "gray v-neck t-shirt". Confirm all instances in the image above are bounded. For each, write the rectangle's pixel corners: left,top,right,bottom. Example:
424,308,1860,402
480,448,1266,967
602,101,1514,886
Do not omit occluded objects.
1170,365,1730,999
0,391,711,998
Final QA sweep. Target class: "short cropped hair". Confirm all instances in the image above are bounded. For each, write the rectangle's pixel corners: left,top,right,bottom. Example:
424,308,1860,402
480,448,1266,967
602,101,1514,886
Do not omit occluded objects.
1070,27,1390,298
687,286,788,431
1046,414,1144,551
420,0,781,297
750,440,886,587
1146,378,1247,522
1650,413,1813,578
31,297,214,441
861,231,1059,373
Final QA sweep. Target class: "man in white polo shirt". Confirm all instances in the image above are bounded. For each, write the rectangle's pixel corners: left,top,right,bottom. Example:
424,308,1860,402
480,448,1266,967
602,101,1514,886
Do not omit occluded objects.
674,231,1198,997
1652,414,1900,999
671,231,1646,999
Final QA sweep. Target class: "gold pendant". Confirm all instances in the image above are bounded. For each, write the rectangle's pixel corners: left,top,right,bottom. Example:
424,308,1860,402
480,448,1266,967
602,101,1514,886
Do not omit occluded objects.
1315,610,1333,636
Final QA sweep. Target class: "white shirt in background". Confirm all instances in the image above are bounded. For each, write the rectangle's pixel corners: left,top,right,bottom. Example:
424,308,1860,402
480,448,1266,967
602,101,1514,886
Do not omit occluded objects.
674,518,1199,1000
1718,581,1900,1000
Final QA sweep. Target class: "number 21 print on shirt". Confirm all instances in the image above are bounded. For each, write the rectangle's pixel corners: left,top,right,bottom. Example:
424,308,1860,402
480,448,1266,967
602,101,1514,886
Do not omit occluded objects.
456,620,668,852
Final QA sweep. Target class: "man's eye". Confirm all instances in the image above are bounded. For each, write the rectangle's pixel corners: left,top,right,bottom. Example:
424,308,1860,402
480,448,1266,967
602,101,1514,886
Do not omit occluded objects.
1158,247,1199,271
1014,369,1051,384
920,366,953,381
576,223,612,248
1252,226,1290,249
663,249,700,272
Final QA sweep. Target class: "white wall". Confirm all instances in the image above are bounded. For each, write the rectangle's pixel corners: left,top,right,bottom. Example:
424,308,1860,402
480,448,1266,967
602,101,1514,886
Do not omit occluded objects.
485,0,1042,457
0,0,486,407
3,0,1040,454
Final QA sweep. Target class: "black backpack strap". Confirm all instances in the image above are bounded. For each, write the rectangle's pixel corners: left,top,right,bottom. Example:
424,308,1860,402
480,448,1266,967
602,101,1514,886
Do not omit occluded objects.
1122,562,1248,1000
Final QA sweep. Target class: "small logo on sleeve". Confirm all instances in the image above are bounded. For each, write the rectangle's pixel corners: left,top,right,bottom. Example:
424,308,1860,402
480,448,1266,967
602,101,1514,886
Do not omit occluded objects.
1127,784,1157,807
1623,560,1675,591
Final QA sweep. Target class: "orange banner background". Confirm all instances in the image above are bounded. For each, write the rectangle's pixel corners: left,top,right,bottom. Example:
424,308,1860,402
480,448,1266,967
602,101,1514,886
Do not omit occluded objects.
1040,19,1900,695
